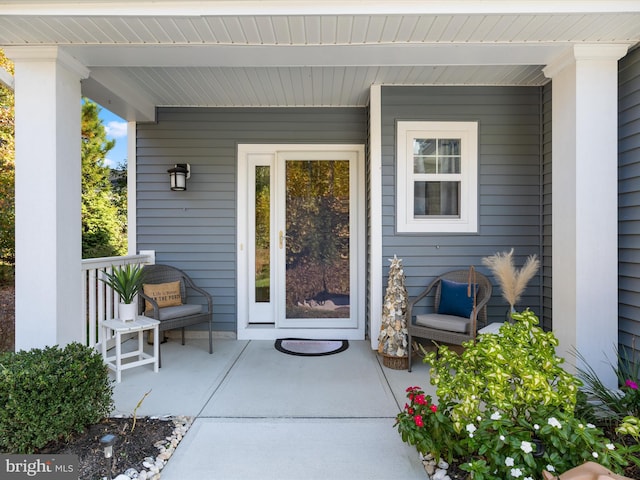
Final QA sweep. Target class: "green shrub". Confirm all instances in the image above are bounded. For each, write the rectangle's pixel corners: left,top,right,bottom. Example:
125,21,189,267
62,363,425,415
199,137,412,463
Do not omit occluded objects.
0,342,113,453
426,309,580,432
396,310,638,479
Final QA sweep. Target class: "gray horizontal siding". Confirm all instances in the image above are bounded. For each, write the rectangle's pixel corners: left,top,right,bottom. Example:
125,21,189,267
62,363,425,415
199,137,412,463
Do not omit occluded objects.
137,107,367,333
381,86,543,323
619,46,640,362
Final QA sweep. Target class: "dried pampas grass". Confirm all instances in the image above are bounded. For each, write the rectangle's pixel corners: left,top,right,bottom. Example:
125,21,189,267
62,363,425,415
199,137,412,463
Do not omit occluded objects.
482,248,539,310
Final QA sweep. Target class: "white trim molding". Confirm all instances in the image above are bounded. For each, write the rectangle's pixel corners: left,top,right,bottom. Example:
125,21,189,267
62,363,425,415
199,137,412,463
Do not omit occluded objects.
236,143,366,341
396,120,478,233
127,121,137,255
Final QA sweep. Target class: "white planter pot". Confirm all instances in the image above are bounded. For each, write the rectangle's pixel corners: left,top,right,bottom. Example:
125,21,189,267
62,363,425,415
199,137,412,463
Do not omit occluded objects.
118,302,137,322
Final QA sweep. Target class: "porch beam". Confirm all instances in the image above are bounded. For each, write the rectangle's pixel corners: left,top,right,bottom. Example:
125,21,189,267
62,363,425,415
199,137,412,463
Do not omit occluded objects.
68,43,565,69
543,44,628,390
82,69,156,123
5,46,89,350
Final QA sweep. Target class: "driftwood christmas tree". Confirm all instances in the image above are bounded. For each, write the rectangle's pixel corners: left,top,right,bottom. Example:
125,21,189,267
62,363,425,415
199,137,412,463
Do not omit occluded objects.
378,255,408,358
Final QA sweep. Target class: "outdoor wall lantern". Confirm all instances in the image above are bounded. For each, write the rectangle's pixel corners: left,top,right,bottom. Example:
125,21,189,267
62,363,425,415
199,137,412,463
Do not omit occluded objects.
168,163,190,191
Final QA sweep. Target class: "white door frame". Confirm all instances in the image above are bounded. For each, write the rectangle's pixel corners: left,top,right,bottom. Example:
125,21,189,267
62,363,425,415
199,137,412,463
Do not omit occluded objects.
237,144,365,340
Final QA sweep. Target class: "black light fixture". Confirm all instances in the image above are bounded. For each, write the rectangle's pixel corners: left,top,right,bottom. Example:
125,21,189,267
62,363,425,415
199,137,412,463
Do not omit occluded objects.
168,163,190,191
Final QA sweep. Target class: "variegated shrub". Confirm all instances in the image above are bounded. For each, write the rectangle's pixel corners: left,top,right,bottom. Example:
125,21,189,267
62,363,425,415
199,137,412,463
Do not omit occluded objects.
425,309,578,431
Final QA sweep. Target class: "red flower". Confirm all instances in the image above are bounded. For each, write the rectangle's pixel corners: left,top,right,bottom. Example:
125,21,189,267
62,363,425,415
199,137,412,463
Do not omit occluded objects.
415,394,426,405
404,403,414,415
626,379,638,390
414,415,424,427
430,404,438,413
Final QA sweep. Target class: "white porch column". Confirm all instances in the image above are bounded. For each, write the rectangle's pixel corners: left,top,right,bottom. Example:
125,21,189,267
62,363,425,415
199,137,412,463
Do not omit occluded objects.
543,44,627,390
369,84,382,350
5,47,89,350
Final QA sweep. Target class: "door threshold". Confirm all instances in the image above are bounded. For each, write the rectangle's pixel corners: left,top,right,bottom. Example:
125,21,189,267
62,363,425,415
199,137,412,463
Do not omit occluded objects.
238,325,364,341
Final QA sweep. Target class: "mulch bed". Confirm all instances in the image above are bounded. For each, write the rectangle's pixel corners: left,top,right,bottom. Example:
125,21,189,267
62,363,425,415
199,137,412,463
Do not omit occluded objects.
38,417,175,480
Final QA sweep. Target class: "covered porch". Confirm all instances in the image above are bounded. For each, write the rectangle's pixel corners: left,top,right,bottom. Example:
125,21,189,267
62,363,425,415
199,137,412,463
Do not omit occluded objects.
109,336,433,479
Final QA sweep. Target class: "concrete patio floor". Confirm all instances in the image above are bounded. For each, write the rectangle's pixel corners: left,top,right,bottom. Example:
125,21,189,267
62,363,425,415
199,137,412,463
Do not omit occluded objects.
110,338,435,479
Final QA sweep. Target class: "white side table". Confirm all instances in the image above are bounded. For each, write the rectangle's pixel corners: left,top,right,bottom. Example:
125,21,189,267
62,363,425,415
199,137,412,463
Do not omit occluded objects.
478,322,505,336
101,316,160,383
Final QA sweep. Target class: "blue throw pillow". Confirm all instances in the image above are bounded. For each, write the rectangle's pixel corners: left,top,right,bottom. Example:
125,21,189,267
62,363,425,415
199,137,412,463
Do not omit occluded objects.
437,278,477,318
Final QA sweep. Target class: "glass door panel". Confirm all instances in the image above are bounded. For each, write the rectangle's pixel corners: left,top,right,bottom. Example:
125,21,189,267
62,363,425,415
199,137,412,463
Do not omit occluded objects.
247,153,275,325
254,165,271,303
276,150,358,329
284,159,350,320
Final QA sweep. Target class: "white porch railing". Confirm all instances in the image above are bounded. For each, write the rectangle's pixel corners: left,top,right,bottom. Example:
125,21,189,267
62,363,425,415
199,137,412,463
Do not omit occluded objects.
81,251,155,348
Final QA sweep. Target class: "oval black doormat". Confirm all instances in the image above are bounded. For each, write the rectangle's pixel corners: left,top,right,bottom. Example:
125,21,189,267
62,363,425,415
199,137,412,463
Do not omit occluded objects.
275,338,349,357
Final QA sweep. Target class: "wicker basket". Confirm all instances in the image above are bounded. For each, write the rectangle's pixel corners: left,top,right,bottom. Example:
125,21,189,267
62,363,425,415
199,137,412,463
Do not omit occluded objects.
382,354,409,370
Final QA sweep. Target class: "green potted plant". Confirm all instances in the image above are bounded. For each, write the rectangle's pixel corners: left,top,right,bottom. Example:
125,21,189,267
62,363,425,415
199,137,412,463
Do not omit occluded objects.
100,264,145,321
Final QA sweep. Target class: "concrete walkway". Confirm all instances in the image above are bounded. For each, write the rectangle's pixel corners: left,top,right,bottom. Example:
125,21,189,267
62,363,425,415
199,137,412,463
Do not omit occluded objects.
111,338,435,480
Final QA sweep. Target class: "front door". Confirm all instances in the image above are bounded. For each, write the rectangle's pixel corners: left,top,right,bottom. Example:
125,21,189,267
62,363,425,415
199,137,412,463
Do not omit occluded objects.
237,144,364,339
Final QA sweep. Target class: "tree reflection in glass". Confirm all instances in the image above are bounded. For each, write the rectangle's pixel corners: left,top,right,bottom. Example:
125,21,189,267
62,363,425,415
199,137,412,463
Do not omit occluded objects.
285,160,350,319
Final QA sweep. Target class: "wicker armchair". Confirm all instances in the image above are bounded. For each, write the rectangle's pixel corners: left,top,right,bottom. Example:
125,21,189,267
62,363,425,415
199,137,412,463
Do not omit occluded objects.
139,264,213,366
406,269,492,371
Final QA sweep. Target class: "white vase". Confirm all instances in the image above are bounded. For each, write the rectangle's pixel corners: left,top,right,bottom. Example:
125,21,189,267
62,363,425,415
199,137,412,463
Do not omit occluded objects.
118,302,137,322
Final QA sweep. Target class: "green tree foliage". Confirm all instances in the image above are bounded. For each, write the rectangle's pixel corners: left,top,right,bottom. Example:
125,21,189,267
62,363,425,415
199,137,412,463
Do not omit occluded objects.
0,51,15,266
0,51,126,268
81,99,127,258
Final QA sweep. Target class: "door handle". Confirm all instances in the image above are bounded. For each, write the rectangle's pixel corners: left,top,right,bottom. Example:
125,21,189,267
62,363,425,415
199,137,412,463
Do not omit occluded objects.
279,231,291,249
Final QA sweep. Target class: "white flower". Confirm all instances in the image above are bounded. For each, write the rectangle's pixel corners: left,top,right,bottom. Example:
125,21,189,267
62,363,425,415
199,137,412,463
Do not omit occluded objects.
491,411,502,420
546,465,555,472
520,441,533,454
477,415,482,421
511,468,523,478
592,452,599,458
466,424,477,434
587,423,596,428
578,423,584,429
525,477,534,480
505,457,515,467
548,417,562,428
606,443,615,450
534,424,540,430
500,435,506,441
469,433,474,438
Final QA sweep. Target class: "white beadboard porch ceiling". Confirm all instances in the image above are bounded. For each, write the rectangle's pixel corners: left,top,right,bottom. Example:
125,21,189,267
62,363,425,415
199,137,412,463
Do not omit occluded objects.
1,1,640,120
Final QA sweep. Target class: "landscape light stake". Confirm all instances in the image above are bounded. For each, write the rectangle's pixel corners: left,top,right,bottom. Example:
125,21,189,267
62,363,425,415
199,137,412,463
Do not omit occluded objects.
99,433,117,480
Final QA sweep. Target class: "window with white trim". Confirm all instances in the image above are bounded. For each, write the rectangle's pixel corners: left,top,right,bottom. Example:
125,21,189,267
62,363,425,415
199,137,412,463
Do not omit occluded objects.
396,121,478,233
